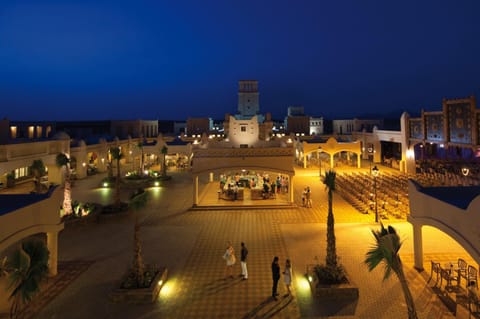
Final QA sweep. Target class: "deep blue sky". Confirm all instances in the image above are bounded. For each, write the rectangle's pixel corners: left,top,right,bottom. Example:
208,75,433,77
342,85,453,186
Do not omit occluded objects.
1,0,480,121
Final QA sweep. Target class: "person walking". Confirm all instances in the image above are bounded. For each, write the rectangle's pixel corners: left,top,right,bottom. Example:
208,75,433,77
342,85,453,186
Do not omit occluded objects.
271,256,280,300
223,241,236,278
240,242,248,280
306,186,312,208
283,259,292,296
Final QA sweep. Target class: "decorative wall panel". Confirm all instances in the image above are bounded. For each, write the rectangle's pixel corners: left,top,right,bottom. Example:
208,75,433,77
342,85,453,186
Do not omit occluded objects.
409,119,423,139
447,102,472,144
425,114,444,142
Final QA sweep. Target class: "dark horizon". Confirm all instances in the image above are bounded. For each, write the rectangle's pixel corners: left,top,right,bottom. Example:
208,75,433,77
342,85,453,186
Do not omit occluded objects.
1,1,479,122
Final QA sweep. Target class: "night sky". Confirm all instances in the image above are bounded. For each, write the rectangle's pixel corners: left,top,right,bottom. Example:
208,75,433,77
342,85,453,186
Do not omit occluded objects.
1,0,480,121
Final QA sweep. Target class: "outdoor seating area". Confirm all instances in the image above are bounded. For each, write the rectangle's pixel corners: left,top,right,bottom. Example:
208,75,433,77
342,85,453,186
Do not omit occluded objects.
415,159,480,187
218,172,288,201
429,258,480,317
336,171,409,220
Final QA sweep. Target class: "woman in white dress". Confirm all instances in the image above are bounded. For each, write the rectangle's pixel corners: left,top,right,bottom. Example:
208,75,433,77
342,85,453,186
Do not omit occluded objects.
223,241,236,278
283,259,292,296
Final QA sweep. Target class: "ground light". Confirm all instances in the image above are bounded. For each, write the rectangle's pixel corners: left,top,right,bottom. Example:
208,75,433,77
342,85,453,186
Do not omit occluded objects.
103,182,109,188
159,277,176,299
148,186,162,200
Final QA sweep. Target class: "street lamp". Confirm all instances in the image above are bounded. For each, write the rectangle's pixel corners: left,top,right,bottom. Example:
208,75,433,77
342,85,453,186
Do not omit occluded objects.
368,146,374,174
372,166,379,223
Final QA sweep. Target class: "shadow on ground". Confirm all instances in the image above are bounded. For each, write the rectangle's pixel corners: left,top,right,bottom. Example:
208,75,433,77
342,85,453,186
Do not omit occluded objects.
241,295,294,319
297,295,358,317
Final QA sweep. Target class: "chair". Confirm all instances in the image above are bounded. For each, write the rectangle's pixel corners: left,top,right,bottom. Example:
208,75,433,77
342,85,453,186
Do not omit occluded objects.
458,258,468,286
429,261,441,285
440,266,458,292
468,284,480,315
467,265,478,288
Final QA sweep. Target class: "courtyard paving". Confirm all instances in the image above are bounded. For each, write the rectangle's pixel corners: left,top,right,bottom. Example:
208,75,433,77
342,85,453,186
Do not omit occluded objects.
20,167,475,318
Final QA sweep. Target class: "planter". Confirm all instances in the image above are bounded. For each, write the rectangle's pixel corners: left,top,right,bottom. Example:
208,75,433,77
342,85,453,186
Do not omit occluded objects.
110,267,168,304
306,265,359,300
63,204,102,226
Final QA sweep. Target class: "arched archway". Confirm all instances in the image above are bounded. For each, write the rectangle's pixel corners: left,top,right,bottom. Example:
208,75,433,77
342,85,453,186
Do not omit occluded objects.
301,137,362,170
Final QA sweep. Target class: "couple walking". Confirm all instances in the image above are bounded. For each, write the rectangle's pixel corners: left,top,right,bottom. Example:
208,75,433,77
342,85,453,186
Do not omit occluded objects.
271,256,292,300
223,241,248,280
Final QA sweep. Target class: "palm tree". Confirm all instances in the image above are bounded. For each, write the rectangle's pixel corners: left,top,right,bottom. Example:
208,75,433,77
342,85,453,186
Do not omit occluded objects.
161,145,168,176
110,146,124,207
365,224,418,319
323,170,338,268
30,159,46,193
7,240,49,319
129,189,148,287
56,153,72,216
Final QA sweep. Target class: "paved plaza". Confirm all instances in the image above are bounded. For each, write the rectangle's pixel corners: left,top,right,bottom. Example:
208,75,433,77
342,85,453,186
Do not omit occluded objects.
16,168,476,318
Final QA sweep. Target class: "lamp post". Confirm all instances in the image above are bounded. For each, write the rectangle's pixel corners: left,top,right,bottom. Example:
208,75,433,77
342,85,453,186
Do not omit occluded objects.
372,166,379,223
368,146,374,174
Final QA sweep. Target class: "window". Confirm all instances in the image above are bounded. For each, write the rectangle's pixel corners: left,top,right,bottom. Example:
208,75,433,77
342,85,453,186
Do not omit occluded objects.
241,126,246,132
10,126,17,139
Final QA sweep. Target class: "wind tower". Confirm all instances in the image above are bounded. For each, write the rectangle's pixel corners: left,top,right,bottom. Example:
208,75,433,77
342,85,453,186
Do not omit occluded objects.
237,80,259,120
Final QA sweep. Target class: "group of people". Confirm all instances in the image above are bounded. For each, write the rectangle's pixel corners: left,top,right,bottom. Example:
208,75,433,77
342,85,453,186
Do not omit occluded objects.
302,186,312,207
223,242,292,300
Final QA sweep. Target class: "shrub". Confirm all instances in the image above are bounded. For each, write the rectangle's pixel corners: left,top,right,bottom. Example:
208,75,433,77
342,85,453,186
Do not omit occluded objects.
314,264,347,285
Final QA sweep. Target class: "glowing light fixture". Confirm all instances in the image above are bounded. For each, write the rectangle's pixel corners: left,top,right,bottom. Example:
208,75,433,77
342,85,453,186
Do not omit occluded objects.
462,167,470,176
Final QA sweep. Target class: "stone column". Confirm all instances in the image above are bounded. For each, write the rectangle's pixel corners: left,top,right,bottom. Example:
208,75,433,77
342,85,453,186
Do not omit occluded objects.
357,153,361,168
330,154,334,170
47,231,59,276
303,153,307,168
412,223,424,271
289,175,294,204
193,175,199,206
209,172,214,182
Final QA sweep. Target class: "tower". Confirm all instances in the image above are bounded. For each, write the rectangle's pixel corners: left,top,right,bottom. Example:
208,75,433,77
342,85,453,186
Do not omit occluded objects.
237,80,259,119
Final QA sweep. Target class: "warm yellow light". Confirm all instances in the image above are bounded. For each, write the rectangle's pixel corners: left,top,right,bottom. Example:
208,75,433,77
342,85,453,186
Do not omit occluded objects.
103,182,108,187
154,181,160,187
159,279,176,299
297,276,312,293
406,149,415,159
82,162,86,167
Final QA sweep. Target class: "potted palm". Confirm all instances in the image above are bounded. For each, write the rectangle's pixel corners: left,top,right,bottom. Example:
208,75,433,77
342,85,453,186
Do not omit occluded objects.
307,170,358,299
56,153,73,216
30,159,47,193
109,190,168,303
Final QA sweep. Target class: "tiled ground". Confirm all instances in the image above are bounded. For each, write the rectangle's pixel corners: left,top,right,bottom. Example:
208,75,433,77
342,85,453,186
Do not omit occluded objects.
8,166,477,319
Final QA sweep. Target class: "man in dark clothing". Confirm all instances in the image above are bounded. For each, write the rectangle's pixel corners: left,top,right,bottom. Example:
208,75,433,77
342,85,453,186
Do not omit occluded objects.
271,256,280,300
240,242,248,280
